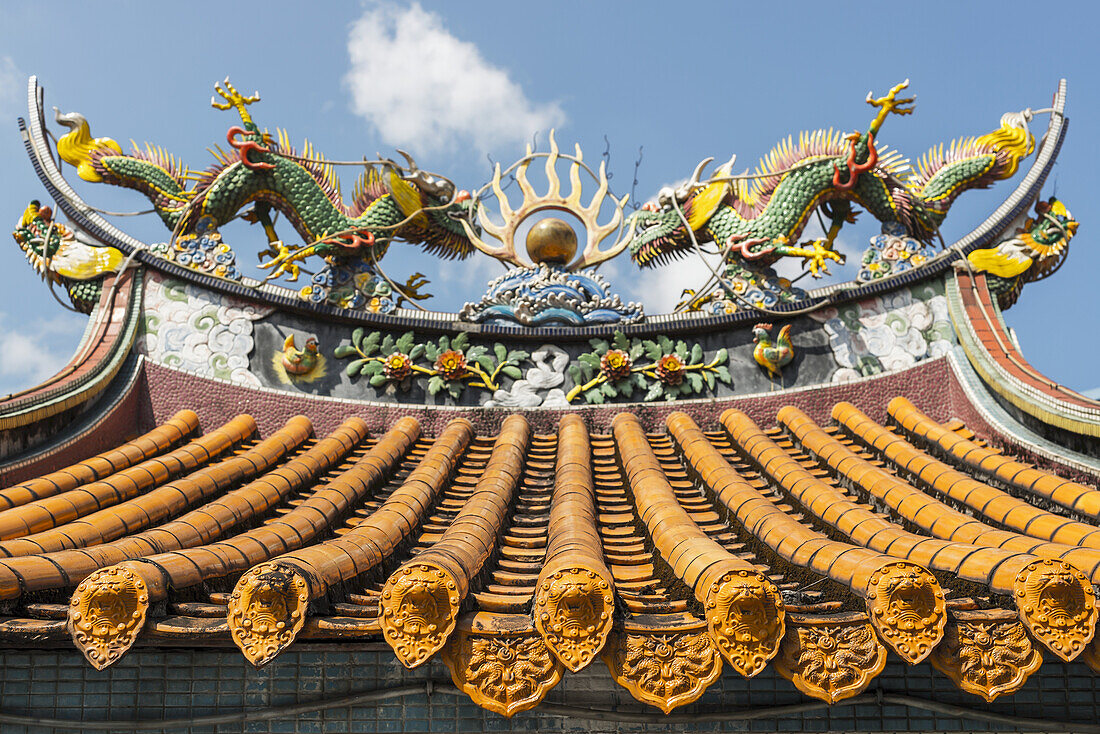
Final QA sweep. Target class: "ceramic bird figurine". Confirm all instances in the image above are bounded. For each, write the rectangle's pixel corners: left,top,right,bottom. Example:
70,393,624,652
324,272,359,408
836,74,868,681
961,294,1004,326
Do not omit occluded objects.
280,334,320,376
752,323,794,380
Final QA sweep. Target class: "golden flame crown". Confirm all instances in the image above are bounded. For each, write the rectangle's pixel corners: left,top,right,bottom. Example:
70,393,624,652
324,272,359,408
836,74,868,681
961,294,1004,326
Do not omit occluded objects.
461,131,633,271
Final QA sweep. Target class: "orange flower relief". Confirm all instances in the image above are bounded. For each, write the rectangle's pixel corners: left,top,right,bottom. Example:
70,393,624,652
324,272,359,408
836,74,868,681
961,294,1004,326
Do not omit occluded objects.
435,350,468,381
655,354,686,385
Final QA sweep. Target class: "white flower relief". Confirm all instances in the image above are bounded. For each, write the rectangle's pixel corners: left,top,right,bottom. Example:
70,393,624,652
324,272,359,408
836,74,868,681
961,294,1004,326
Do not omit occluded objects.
485,346,570,408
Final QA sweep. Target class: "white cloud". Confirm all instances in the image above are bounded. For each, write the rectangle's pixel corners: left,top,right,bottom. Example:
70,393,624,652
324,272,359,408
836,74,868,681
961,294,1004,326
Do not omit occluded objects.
0,312,85,394
345,3,565,156
0,56,23,121
622,251,725,314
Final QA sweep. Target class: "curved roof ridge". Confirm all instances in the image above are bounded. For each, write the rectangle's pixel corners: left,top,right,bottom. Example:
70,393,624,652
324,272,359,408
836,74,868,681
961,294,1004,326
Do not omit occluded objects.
19,78,1067,334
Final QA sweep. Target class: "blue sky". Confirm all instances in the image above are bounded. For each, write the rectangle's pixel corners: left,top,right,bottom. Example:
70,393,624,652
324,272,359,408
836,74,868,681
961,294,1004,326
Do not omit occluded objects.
0,1,1096,395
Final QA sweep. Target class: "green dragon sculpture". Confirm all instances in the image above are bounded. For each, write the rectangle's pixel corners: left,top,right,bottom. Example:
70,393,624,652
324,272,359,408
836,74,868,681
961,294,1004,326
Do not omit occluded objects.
966,197,1078,308
11,200,125,313
627,81,1036,305
52,79,477,286
40,78,1043,315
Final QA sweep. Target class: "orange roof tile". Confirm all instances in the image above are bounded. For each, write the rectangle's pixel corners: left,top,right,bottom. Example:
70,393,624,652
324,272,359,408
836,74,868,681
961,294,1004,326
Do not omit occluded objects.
0,402,1093,710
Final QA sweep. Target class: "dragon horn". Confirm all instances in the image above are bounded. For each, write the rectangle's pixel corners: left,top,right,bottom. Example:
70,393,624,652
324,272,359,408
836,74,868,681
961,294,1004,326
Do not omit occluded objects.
390,149,458,200
715,154,737,176
395,149,418,171
671,157,715,202
685,157,713,189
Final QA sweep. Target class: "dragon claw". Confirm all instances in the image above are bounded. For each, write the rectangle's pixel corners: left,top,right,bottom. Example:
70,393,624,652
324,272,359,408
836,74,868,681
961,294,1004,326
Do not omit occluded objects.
258,241,305,282
211,78,262,125
780,239,844,278
867,80,915,133
867,79,914,111
807,240,845,277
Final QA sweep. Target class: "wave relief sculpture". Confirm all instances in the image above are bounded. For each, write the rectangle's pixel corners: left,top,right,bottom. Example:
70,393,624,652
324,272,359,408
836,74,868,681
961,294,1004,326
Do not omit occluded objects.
459,264,643,327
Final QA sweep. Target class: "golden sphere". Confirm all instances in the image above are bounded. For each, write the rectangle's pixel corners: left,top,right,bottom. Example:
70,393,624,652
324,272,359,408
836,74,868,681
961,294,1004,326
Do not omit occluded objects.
525,217,578,265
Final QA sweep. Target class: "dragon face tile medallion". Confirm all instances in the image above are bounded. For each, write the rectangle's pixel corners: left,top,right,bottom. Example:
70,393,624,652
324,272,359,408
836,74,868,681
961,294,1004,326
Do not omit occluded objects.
68,566,149,670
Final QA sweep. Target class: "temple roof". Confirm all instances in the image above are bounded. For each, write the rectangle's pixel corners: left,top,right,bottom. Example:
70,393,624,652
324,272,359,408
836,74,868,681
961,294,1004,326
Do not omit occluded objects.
5,74,1098,724
0,386,1096,713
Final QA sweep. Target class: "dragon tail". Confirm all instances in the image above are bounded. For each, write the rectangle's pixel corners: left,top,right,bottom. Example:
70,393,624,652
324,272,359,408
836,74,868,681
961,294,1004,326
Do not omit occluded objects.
54,110,122,183
54,110,195,230
974,113,1035,180
907,113,1035,234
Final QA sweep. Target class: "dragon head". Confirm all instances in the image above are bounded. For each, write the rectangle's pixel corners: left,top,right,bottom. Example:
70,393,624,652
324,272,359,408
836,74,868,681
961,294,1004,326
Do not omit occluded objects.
965,196,1079,307
629,157,734,267
1024,197,1078,257
11,200,125,312
627,201,692,266
383,153,478,258
424,187,478,253
12,200,64,274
